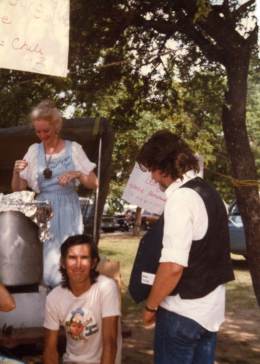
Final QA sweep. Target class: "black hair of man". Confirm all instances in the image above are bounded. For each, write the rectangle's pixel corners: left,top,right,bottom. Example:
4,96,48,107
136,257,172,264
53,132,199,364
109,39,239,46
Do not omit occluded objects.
137,130,199,180
59,234,100,290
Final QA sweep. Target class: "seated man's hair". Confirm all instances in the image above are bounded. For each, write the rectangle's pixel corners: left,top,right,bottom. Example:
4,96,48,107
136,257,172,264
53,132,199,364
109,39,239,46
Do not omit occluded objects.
60,234,100,289
137,129,199,180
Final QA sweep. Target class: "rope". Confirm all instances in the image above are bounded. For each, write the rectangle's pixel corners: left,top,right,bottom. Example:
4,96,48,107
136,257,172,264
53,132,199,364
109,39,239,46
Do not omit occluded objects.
207,170,260,188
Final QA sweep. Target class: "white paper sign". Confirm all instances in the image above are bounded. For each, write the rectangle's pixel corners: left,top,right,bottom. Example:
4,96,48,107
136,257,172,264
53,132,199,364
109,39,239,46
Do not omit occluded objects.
122,163,166,215
122,154,204,214
0,0,69,77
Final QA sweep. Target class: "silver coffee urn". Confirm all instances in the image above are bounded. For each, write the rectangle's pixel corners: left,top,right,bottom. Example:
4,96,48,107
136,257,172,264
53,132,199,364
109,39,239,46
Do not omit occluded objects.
0,211,42,286
0,198,51,329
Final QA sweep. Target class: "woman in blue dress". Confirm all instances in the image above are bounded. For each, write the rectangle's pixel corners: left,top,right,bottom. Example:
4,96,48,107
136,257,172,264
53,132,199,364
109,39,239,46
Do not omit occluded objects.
11,100,98,287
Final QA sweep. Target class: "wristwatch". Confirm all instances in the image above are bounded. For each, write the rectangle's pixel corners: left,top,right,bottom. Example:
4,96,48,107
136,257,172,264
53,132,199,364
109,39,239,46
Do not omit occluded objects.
145,304,158,313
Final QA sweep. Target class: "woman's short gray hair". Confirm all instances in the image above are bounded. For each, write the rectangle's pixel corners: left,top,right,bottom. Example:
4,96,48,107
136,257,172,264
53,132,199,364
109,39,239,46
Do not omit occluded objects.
30,100,63,133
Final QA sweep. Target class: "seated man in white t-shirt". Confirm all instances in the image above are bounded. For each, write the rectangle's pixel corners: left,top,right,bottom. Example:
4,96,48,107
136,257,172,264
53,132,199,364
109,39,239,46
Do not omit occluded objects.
43,234,121,364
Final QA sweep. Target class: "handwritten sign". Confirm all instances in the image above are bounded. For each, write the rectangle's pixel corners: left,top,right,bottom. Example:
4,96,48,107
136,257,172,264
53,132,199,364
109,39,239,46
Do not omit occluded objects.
122,155,204,214
122,163,166,215
0,0,69,77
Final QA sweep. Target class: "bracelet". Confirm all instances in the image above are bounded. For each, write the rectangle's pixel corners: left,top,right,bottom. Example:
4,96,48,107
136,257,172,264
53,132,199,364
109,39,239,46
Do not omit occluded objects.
145,304,158,313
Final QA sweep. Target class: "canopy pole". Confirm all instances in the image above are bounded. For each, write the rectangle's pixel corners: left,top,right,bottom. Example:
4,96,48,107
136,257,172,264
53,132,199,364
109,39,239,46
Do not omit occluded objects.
93,135,102,244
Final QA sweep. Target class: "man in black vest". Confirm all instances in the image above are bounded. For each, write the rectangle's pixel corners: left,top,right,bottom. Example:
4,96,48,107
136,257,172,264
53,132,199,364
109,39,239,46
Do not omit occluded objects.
137,130,234,364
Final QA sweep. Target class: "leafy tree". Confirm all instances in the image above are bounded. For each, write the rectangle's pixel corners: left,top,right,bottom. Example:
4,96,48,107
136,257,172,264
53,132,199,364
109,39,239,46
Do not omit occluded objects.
97,74,232,204
0,69,71,127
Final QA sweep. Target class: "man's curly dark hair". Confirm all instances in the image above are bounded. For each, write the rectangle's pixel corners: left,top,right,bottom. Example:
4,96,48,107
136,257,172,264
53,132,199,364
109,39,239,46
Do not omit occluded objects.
59,234,100,290
137,130,199,180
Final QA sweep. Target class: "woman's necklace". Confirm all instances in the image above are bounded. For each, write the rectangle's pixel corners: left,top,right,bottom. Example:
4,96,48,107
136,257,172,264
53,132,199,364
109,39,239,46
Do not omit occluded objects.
43,139,60,179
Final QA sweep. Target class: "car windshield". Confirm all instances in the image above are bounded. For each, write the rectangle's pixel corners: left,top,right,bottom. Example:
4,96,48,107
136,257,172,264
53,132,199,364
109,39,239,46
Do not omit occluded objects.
229,202,242,226
229,203,239,215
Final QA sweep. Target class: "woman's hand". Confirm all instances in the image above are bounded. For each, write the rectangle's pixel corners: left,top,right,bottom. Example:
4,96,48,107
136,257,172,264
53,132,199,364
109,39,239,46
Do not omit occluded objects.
58,170,98,189
14,159,28,173
11,159,29,191
58,171,81,186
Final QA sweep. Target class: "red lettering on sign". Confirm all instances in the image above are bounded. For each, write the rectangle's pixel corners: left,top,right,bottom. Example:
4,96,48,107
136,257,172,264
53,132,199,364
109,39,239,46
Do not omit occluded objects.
0,15,12,24
12,37,44,55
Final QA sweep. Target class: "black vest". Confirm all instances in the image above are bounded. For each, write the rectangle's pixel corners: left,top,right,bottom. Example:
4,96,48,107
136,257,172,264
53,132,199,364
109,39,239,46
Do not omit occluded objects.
129,177,234,303
173,177,234,299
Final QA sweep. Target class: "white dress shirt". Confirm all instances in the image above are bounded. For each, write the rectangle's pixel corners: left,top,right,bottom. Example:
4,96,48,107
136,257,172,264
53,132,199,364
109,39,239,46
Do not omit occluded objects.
159,170,225,332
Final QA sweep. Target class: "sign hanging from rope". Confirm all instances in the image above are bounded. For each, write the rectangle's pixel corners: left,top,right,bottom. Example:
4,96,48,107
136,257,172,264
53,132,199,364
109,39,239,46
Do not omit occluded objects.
122,155,204,215
122,163,166,215
0,0,69,77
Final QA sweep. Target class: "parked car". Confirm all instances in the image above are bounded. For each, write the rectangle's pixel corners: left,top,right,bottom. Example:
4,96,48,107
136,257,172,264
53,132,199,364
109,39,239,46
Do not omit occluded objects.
141,210,160,230
120,208,160,231
228,201,246,257
115,213,132,232
101,215,120,233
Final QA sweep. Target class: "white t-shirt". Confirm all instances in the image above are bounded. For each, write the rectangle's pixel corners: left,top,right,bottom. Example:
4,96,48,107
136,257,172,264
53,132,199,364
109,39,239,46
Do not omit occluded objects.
159,170,225,332
20,141,96,193
44,275,121,364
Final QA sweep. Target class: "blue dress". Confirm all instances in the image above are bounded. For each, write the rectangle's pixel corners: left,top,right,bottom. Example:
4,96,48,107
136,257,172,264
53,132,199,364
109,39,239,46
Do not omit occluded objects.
37,141,83,287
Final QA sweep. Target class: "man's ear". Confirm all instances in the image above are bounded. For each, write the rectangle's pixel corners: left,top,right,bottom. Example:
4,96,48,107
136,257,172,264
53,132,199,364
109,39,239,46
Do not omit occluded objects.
91,258,98,270
163,173,174,184
161,170,170,178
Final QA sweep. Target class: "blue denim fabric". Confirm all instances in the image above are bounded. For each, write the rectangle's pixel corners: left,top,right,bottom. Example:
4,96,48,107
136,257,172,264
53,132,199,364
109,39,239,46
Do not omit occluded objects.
154,307,217,364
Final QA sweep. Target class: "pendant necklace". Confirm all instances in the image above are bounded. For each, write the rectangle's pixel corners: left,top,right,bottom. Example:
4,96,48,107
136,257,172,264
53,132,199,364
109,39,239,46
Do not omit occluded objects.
43,140,59,179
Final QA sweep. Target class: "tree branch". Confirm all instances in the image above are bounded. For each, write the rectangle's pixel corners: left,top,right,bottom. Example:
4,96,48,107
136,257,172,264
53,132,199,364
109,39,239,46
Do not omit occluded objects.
131,11,225,64
174,9,227,65
246,24,258,48
233,0,255,19
169,1,248,52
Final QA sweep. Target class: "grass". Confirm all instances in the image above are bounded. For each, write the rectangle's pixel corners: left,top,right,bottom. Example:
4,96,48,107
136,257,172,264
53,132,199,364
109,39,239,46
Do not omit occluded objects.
226,254,258,311
99,233,260,364
99,234,139,289
99,234,144,317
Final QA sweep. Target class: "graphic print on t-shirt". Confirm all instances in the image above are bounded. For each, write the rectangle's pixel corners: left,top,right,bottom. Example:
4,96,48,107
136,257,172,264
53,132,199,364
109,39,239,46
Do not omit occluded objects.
65,307,98,340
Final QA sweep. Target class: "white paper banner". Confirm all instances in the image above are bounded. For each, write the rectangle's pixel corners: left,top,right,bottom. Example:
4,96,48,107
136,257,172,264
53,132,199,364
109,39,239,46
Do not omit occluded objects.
0,0,69,77
122,163,166,215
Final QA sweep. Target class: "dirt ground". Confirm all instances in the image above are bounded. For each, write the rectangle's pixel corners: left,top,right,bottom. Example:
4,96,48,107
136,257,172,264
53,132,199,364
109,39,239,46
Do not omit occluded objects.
122,259,260,364
122,302,260,364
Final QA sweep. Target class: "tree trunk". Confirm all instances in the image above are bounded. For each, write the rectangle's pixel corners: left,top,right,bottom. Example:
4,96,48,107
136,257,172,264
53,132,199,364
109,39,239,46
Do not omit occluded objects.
222,54,260,304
